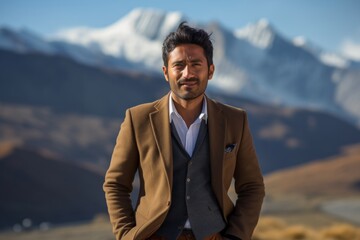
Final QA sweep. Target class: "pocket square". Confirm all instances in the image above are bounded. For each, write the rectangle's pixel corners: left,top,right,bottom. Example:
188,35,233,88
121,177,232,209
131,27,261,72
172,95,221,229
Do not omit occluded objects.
225,144,236,153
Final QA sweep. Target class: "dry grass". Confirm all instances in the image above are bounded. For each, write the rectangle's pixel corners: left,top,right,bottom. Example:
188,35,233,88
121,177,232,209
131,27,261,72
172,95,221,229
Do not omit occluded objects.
0,216,113,240
253,217,360,240
0,216,359,240
321,224,360,240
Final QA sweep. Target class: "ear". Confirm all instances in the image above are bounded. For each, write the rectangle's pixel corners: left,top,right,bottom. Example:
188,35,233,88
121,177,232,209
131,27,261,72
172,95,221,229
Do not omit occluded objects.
208,64,215,80
162,66,169,82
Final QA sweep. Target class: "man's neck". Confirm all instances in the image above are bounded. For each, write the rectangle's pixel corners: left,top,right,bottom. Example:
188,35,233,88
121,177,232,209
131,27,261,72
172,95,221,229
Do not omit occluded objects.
172,94,204,128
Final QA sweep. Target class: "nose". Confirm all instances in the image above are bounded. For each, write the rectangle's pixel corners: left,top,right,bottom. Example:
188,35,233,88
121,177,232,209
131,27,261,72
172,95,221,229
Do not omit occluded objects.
182,65,195,79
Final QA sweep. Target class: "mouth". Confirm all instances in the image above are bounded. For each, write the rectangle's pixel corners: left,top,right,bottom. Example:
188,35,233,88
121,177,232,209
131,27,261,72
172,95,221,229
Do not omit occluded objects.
181,81,197,87
178,79,199,87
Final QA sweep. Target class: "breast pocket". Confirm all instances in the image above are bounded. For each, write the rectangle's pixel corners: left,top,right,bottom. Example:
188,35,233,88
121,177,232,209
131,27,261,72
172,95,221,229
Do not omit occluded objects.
224,142,237,160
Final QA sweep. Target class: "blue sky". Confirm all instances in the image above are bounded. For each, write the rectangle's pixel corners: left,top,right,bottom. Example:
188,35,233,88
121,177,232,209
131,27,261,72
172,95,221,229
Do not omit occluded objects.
1,0,360,59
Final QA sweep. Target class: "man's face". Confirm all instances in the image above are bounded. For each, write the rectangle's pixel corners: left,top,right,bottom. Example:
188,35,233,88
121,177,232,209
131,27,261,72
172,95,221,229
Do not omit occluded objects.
162,44,214,102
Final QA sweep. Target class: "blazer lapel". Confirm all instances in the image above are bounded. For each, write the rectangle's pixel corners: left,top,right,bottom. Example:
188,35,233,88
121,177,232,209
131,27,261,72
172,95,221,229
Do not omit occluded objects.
207,96,226,209
148,94,226,200
149,93,173,189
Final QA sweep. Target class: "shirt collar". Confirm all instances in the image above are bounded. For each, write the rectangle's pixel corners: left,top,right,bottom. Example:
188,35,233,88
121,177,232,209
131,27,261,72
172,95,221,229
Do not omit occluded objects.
169,93,208,124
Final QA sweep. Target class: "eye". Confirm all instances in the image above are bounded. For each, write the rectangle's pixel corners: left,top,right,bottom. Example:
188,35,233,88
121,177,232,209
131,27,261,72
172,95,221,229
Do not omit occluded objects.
173,63,184,69
192,62,202,67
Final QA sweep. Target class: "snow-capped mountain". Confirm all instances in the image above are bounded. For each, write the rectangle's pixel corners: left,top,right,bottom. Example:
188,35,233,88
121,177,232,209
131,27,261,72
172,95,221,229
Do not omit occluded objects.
51,8,185,70
0,27,138,71
0,27,56,54
1,8,360,127
234,18,276,49
292,36,350,68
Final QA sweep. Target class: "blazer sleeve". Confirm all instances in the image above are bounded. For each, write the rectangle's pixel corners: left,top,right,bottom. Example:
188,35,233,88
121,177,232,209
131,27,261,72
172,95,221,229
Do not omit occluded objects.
103,109,139,239
224,111,265,240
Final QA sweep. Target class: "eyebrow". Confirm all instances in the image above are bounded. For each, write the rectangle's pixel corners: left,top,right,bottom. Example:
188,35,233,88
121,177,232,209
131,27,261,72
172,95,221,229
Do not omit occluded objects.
171,59,203,65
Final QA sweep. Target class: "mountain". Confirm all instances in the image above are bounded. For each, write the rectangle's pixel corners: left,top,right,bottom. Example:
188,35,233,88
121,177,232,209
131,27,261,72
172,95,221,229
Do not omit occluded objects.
0,27,137,72
292,36,348,68
1,9,360,127
0,49,169,117
50,9,360,127
51,8,185,62
1,49,360,174
0,27,56,54
0,144,107,229
264,143,360,197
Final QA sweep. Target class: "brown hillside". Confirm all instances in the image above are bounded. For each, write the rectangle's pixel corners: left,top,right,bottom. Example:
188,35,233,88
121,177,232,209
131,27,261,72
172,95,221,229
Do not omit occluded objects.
0,144,107,229
264,144,360,197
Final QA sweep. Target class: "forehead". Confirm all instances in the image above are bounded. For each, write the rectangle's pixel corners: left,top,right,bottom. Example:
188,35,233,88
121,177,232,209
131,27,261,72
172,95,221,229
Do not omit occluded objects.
168,44,206,62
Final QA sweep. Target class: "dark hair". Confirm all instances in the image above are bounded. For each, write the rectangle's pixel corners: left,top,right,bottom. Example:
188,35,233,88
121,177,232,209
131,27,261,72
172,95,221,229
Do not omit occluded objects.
162,22,213,67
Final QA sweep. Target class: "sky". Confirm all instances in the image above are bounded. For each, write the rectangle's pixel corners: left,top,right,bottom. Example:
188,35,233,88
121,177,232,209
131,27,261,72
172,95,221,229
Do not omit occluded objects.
1,0,360,60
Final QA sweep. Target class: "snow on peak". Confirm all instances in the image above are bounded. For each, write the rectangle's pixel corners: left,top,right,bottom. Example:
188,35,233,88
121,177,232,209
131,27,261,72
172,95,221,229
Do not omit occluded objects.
292,36,323,54
50,27,93,45
51,8,185,59
293,36,307,47
234,18,275,49
293,36,349,68
340,39,360,61
0,27,56,54
257,18,270,28
114,8,185,40
320,53,349,68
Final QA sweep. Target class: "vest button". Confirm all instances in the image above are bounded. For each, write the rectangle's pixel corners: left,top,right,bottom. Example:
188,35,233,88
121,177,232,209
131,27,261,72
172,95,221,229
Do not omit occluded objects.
186,196,190,200
186,178,191,183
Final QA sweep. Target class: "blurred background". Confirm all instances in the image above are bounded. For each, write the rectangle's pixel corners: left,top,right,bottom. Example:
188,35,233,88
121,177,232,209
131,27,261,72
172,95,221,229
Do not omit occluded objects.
0,0,360,239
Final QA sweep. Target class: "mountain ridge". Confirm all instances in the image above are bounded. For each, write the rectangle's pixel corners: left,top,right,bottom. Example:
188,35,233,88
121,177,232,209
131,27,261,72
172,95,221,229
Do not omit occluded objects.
1,8,359,128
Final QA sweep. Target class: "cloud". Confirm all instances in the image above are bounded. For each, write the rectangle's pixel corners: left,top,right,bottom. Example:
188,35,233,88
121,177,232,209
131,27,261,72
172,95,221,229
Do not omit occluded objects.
340,39,360,61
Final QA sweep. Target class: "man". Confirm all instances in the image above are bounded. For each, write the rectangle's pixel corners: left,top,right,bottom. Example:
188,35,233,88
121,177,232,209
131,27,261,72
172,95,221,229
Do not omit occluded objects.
104,22,265,240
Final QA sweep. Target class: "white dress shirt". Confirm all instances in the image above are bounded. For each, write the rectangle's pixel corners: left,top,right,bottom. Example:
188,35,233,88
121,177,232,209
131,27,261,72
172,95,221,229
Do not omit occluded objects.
168,93,208,229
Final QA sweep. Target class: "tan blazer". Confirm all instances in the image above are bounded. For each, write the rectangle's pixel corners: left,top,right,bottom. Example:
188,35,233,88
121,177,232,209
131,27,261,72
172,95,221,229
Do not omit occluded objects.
104,93,265,240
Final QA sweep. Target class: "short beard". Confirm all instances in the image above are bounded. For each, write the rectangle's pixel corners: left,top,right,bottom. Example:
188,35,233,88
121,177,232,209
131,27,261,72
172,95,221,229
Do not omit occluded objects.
174,92,202,100
167,74,206,100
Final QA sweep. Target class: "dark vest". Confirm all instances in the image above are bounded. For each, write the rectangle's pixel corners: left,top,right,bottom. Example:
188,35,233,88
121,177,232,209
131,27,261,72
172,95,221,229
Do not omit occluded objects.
156,121,226,239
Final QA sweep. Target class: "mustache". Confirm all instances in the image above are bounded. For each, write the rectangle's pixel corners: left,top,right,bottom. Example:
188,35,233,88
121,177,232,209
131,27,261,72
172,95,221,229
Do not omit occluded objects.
177,78,200,85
